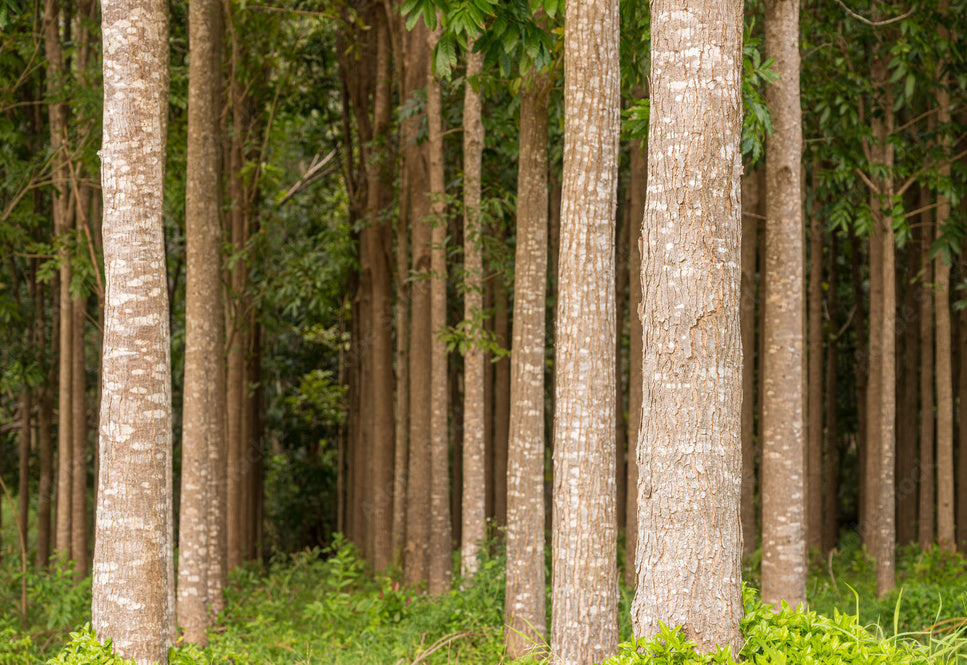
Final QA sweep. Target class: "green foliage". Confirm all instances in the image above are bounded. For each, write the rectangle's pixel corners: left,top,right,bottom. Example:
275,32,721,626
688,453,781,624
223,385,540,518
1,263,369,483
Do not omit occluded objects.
0,622,33,665
46,626,133,665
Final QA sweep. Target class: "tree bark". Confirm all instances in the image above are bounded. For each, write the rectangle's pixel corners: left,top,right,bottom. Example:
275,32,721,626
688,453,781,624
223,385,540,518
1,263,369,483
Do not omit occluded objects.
807,174,824,557
625,134,645,587
177,0,225,640
823,236,841,552
632,0,744,652
94,0,175,658
551,0,620,661
869,51,896,597
426,24,451,596
919,188,935,549
403,18,432,588
461,42,486,579
761,0,806,609
740,168,760,560
895,217,919,546
504,70,550,659
934,23,955,549
44,0,73,566
493,279,510,529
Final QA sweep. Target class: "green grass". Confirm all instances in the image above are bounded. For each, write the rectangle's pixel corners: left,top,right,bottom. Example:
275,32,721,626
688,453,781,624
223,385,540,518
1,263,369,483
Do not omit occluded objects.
3,524,967,664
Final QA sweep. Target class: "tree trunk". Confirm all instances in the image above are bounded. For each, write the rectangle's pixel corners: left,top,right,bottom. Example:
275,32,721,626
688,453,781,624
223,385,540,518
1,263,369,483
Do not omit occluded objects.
869,51,896,597
505,71,550,659
934,25,955,550
632,0,744,652
461,42,486,579
823,236,841,551
70,291,87,575
18,391,32,554
551,0,619,661
958,269,967,549
895,217,919,546
493,279,510,529
919,187,935,549
740,168,760,560
361,5,396,572
44,0,73,566
177,0,225,639
94,0,175,658
225,28,248,570
625,134,645,588
614,189,629,535
403,18,432,588
426,24,451,596
761,0,806,609
806,174,824,557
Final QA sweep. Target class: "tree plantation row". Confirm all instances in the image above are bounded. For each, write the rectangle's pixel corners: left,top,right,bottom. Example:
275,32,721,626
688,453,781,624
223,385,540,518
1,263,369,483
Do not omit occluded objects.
1,0,966,663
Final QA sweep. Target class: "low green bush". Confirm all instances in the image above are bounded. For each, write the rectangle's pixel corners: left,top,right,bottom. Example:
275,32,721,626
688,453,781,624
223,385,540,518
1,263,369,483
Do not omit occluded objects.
603,586,939,665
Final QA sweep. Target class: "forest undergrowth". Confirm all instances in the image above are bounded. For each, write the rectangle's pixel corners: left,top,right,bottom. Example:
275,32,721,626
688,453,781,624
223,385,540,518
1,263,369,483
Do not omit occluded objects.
1,522,967,664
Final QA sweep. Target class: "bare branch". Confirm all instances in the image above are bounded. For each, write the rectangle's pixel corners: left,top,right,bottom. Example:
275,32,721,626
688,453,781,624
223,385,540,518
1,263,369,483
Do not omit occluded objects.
836,0,915,26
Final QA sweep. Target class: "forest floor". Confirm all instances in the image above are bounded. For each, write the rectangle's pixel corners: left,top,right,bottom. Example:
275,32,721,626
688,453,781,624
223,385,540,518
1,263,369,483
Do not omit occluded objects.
2,520,967,664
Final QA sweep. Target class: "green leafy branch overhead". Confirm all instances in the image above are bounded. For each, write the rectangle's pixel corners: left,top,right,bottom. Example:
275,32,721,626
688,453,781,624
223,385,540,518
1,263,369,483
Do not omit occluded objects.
400,0,563,78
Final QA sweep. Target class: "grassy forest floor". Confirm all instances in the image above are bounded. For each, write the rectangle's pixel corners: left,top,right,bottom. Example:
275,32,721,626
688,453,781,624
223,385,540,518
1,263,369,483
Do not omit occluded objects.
2,504,967,664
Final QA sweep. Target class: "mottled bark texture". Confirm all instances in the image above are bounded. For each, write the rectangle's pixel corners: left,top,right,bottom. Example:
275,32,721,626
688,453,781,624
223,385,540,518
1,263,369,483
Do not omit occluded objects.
461,43,486,580
427,24,452,596
550,0,619,661
632,0,744,654
761,0,806,610
403,18,433,588
505,71,550,660
869,51,896,598
177,0,225,643
94,0,175,660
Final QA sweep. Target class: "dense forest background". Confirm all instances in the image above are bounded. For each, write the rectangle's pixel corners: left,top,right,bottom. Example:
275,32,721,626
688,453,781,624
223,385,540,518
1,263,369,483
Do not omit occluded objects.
2,0,967,661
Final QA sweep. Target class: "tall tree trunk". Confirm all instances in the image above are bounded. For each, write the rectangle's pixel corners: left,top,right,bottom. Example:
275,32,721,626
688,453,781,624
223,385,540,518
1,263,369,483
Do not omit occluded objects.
632,0,744,652
45,0,73,565
18,392,32,553
806,175,824,557
505,71,550,659
393,179,410,566
919,188,935,549
361,5,396,571
551,0,619,661
934,22,955,549
177,0,226,639
740,168,760,560
625,134,645,587
493,280,510,528
761,0,806,609
869,51,896,597
896,220,919,546
70,0,97,579
37,352,55,567
850,226,868,530
958,267,967,549
614,192,629,535
426,24,451,596
461,42,486,579
94,0,175,657
225,28,248,569
70,291,86,574
403,18,432,588
823,236,841,551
